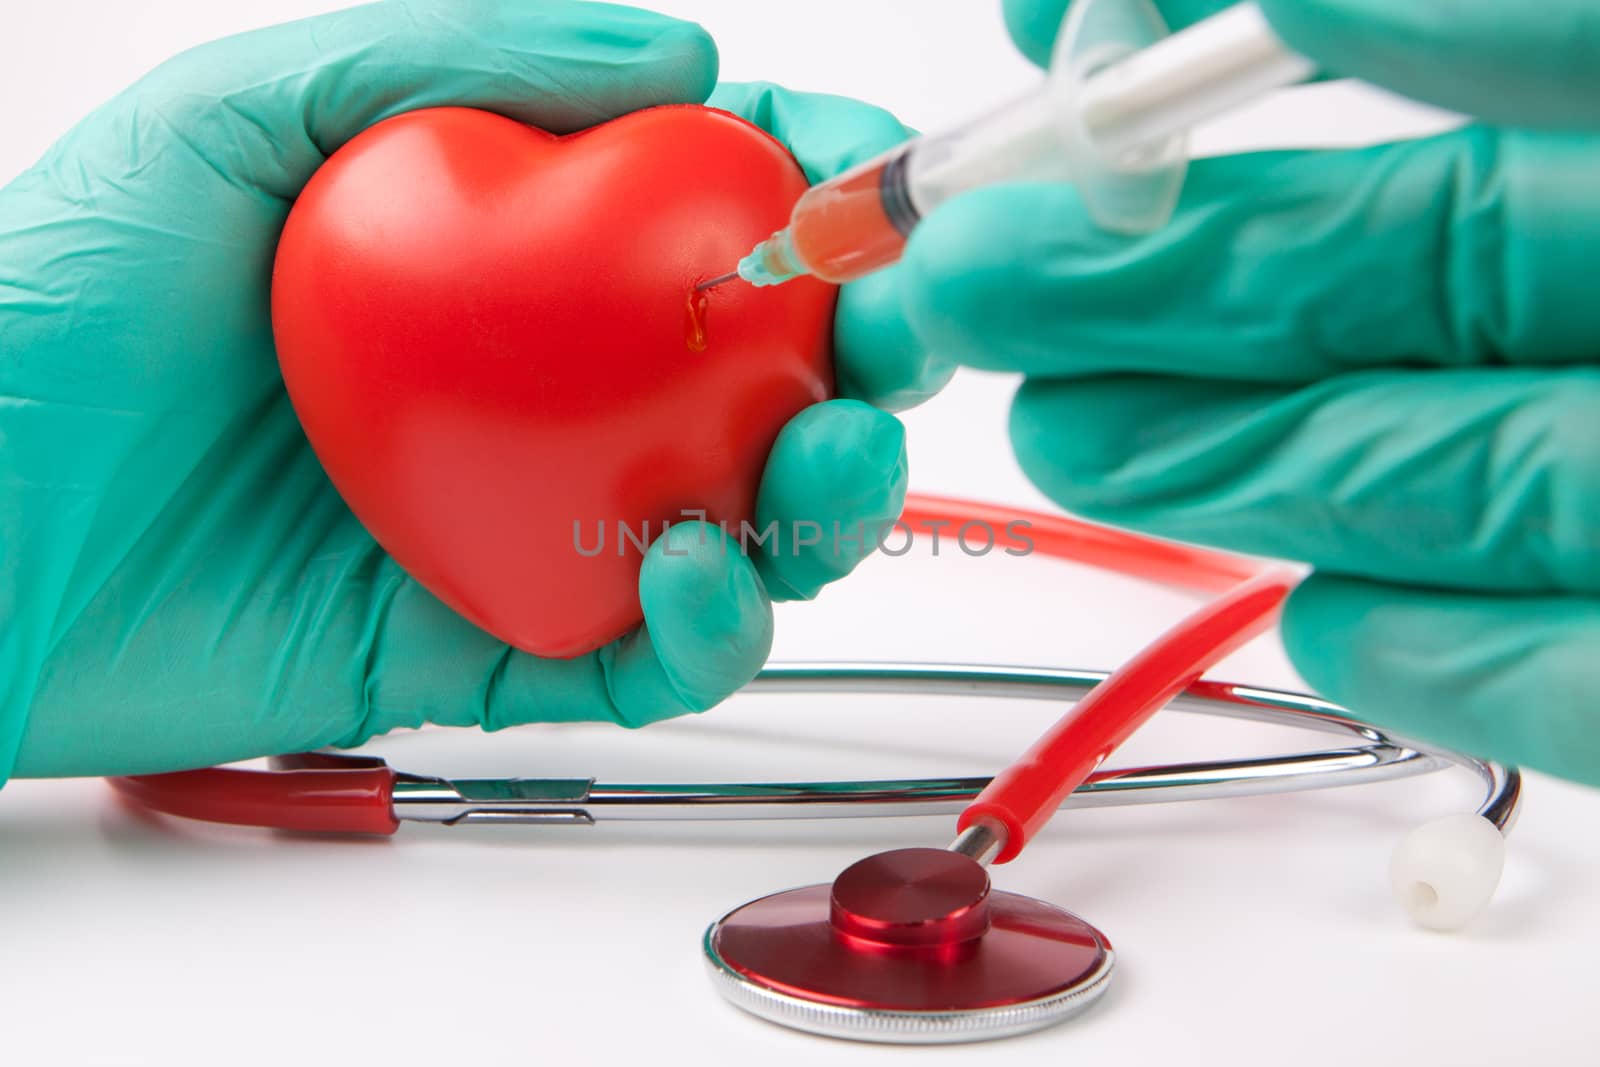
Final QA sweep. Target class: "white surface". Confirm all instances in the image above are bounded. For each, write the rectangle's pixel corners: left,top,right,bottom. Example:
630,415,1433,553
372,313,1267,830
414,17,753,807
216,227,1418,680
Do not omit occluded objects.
2,2,1596,1065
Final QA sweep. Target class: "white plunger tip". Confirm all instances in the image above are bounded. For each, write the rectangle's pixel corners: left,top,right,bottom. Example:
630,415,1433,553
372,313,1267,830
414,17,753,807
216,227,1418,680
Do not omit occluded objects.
1389,813,1506,932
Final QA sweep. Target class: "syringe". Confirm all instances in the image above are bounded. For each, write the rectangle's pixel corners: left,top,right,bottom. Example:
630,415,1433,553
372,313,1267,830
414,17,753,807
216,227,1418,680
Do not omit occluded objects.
699,0,1316,292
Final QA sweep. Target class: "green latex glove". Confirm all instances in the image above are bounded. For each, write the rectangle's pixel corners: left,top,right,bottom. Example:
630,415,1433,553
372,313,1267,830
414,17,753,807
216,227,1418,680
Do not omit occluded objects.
896,0,1600,784
0,0,941,781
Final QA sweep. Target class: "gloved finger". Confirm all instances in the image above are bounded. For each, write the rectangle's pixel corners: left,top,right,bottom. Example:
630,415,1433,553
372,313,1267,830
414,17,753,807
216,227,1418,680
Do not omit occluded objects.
505,521,772,728
834,265,956,412
604,522,774,724
752,399,908,601
707,81,912,184
349,522,772,742
1003,0,1235,68
112,0,718,201
1010,368,1600,595
1007,0,1589,127
708,81,951,411
902,128,1600,383
1282,573,1600,787
1257,0,1600,129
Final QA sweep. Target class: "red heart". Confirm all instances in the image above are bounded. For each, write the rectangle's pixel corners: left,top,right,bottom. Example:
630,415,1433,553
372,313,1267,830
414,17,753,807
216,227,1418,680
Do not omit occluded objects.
272,106,834,657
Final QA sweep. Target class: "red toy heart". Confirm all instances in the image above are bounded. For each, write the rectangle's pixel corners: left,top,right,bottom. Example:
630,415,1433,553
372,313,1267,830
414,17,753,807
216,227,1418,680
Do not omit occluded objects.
272,106,834,657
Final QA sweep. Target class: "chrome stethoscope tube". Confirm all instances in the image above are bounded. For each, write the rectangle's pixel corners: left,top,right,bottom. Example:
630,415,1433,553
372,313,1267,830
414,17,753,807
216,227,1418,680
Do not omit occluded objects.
388,662,1520,831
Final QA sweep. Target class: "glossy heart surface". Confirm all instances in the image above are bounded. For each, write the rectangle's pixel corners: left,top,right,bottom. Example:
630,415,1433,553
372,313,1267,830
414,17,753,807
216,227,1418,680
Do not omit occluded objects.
272,106,834,656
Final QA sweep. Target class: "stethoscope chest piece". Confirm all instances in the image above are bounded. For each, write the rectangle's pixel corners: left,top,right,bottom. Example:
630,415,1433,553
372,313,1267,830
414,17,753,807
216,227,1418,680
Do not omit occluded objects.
703,847,1115,1044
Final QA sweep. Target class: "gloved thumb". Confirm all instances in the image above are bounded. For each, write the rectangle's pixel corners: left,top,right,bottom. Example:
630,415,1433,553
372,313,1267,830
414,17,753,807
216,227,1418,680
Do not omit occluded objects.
1255,0,1600,129
124,0,719,199
1001,0,1230,68
1004,0,1600,130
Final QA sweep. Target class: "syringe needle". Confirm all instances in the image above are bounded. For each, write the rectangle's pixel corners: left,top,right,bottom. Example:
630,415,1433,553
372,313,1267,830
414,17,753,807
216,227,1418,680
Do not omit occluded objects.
696,271,740,291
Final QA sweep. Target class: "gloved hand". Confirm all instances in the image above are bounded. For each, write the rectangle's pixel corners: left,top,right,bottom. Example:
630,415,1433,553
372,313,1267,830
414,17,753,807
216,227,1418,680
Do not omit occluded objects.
0,0,939,780
899,0,1600,784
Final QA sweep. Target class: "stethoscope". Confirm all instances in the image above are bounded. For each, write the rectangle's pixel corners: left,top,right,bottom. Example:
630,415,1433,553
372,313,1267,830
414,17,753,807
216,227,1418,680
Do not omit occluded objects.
106,494,1522,1045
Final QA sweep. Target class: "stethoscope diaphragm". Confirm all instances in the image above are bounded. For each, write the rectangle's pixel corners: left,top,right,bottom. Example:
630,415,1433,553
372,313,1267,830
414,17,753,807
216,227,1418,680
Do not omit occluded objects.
703,847,1116,1044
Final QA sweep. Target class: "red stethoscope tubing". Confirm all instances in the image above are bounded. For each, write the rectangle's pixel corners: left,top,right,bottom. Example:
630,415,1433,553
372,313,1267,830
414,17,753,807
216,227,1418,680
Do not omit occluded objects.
899,494,1260,595
109,493,1292,840
111,757,400,835
956,567,1294,862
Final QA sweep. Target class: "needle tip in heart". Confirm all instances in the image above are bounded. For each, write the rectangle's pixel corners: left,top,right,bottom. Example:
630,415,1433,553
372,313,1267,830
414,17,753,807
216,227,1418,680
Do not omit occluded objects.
695,271,740,292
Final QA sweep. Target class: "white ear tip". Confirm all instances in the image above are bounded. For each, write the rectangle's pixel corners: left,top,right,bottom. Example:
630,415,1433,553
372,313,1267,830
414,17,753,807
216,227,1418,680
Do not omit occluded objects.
1389,814,1506,931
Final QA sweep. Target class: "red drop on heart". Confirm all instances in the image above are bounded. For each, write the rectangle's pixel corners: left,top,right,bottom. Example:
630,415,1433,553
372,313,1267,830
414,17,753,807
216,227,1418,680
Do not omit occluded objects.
271,105,835,657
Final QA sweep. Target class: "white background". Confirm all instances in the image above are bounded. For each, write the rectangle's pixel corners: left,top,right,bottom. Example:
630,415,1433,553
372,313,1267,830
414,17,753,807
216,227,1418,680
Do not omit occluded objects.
2,2,1597,1065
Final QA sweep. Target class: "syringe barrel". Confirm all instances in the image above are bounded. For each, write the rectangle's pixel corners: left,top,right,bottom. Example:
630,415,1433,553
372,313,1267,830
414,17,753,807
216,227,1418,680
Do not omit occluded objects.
739,89,1068,288
1074,2,1316,159
873,3,1315,247
757,147,920,286
741,0,1314,287
902,88,1071,218
899,2,1313,213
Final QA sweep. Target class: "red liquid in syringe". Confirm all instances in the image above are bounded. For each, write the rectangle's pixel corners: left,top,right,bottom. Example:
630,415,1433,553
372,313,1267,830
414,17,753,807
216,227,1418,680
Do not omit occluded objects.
787,154,917,283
